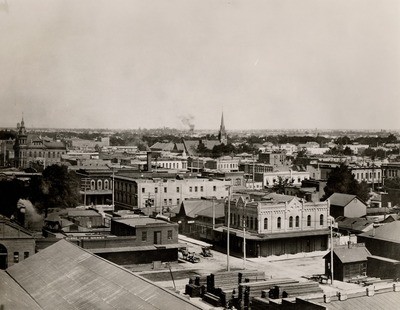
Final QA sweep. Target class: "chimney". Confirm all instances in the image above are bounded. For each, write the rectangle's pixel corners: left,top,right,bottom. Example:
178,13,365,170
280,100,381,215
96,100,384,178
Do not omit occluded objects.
147,152,152,172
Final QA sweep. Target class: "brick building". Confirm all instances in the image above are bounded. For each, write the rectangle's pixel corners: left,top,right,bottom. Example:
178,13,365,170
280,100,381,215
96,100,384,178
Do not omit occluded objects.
114,175,230,210
0,216,36,269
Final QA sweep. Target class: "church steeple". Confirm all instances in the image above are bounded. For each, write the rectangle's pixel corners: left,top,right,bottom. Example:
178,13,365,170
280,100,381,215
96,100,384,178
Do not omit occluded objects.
218,112,227,145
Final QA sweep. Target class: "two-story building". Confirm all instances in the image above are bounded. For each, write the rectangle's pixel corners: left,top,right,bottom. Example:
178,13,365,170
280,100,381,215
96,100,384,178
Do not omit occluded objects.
215,195,330,257
255,170,310,187
114,175,231,211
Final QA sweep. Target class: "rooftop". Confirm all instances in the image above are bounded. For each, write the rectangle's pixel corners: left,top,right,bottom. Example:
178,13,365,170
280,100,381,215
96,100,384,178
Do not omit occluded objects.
6,240,202,310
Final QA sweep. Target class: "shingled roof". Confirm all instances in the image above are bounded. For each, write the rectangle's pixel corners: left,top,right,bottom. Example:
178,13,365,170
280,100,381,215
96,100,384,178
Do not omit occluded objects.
6,240,203,310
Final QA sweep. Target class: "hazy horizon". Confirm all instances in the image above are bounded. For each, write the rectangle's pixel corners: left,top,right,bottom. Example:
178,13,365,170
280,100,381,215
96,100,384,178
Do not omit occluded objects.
1,0,399,130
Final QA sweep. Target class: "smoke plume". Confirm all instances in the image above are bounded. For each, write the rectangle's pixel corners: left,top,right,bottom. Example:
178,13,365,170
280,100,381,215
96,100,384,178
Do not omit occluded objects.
180,114,195,132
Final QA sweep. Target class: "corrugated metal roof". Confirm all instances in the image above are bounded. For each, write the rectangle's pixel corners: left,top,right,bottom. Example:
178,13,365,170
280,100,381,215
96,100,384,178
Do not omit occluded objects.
323,246,371,263
6,240,204,310
0,270,42,310
323,291,400,309
359,221,400,243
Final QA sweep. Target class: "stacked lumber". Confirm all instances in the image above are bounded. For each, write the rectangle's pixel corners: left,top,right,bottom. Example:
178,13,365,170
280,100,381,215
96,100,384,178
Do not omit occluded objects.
202,292,222,307
261,281,323,298
185,275,206,298
239,278,298,300
251,296,271,310
203,270,266,307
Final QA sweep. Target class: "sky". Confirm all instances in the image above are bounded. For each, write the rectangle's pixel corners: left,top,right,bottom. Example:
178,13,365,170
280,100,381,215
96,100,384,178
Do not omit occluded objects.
0,0,399,130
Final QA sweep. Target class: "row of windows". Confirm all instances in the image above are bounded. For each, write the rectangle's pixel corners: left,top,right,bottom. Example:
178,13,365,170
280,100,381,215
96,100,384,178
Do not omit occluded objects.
25,150,65,158
218,163,237,169
142,185,217,194
13,251,29,263
89,179,110,190
231,214,325,230
355,171,381,180
386,170,398,177
159,162,185,169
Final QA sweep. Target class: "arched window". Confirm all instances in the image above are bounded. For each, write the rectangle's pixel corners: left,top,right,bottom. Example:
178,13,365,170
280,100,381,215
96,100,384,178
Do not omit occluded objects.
289,216,293,228
104,180,109,190
90,180,95,190
295,216,300,227
97,180,102,190
264,218,268,230
277,217,281,229
320,214,324,226
307,215,311,226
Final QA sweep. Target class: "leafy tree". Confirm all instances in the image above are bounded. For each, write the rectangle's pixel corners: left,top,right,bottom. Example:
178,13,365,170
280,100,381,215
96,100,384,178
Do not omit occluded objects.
211,143,236,158
0,179,28,217
272,176,293,194
322,164,369,201
29,165,80,216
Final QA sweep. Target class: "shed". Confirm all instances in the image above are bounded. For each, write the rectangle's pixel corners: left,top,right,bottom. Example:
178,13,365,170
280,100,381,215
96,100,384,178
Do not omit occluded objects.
323,244,371,281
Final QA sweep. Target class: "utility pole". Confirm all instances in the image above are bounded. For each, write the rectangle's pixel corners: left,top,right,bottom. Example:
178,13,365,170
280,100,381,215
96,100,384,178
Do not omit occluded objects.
112,168,115,209
329,200,334,285
212,197,215,230
243,200,247,270
227,185,231,271
252,152,255,189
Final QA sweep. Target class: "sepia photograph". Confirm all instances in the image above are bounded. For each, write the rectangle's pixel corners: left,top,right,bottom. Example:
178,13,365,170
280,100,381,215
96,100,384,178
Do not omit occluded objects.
0,0,399,309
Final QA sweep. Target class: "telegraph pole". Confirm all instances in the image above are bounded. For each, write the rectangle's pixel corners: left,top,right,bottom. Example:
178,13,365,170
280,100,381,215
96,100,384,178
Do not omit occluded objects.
243,201,247,269
227,186,231,271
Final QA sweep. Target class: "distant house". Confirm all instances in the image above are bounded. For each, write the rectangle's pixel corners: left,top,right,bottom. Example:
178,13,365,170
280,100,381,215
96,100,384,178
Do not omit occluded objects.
172,198,225,237
327,193,367,219
323,244,371,281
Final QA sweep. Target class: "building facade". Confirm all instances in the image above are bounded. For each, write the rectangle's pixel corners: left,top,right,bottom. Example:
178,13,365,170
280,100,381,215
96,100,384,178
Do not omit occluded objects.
114,176,231,210
217,196,330,257
14,118,67,169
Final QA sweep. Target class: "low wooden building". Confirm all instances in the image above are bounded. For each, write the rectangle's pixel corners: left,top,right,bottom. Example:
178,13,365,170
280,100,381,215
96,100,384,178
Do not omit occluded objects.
323,244,370,281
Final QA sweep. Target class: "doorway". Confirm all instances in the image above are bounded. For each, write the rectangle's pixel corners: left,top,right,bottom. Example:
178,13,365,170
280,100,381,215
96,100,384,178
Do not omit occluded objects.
0,244,8,269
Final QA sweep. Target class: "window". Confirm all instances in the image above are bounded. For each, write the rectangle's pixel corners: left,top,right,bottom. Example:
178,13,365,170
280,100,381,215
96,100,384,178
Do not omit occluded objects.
164,187,167,193
195,186,198,192
307,215,311,226
90,180,95,190
155,187,158,193
189,186,193,192
164,199,167,205
104,180,109,190
142,188,145,193
213,186,216,191
24,252,29,259
97,180,102,190
167,230,173,240
277,217,281,229
320,214,324,225
264,218,268,229
141,231,147,242
295,216,300,227
176,187,179,193
289,216,293,228
250,217,253,229
169,198,172,205
177,198,180,205
200,186,204,192
254,219,258,230
14,252,19,263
